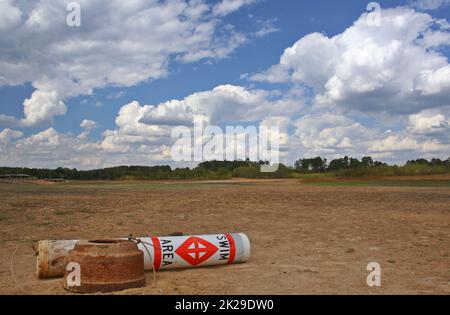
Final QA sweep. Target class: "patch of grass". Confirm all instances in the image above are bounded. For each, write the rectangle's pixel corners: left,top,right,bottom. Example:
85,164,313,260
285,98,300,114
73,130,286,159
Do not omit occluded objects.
0,181,256,194
291,173,334,179
54,182,254,190
302,269,319,274
388,260,396,264
53,210,74,216
336,164,450,177
307,179,450,187
0,213,8,221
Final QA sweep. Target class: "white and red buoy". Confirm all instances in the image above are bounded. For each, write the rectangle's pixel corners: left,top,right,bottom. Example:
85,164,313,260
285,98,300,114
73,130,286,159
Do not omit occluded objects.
142,233,251,271
37,233,251,278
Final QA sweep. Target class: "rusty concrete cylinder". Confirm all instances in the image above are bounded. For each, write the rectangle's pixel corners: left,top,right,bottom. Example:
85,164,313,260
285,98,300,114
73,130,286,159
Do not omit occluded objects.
63,239,145,293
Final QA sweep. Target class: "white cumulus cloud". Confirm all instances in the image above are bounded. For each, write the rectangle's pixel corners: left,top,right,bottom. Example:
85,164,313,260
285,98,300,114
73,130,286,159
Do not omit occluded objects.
0,90,66,127
140,84,300,126
0,0,260,127
80,119,97,130
251,7,450,115
407,109,450,134
292,113,375,157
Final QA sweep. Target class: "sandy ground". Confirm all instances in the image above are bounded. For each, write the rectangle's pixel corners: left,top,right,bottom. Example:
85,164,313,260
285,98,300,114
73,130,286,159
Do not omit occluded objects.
0,179,449,295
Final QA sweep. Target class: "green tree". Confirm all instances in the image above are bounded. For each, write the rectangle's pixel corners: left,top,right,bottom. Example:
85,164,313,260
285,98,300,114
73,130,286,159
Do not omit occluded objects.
294,157,327,173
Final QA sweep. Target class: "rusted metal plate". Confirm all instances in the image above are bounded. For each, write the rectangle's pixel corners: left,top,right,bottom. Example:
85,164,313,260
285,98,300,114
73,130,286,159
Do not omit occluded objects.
63,239,145,293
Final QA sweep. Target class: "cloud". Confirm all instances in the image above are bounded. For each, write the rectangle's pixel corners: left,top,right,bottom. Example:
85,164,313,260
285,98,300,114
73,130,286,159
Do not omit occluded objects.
22,90,67,126
253,18,279,38
0,0,259,127
407,110,449,134
292,113,375,157
94,84,301,162
0,128,23,143
106,91,126,100
102,84,301,154
413,65,450,95
140,84,300,126
20,127,60,147
100,101,175,153
2,4,450,168
212,0,257,17
0,126,174,169
78,119,98,140
0,0,22,33
2,93,448,169
369,135,422,152
410,0,450,10
2,127,99,168
80,119,97,130
368,134,449,156
250,7,450,115
288,111,450,163
0,90,66,127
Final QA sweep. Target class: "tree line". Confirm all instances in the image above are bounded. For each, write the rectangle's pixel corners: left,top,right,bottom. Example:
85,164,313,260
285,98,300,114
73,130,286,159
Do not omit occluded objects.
294,156,450,176
294,156,387,173
0,160,289,180
0,156,449,180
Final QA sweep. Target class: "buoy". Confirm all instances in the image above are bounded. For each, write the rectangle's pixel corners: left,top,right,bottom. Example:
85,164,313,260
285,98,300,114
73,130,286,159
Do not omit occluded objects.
37,233,251,278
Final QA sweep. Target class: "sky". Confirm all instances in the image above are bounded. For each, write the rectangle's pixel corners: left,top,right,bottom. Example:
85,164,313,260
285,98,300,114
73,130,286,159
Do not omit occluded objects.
0,0,449,169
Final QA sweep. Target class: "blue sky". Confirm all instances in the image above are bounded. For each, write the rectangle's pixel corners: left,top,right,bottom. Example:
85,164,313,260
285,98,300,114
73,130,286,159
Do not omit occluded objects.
0,0,449,169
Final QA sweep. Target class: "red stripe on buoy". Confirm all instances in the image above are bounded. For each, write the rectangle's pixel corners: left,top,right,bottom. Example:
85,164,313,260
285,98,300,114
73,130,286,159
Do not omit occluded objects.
151,237,162,270
225,233,236,264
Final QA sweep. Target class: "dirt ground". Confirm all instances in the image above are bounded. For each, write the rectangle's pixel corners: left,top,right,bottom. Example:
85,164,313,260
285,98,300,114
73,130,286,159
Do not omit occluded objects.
0,178,449,295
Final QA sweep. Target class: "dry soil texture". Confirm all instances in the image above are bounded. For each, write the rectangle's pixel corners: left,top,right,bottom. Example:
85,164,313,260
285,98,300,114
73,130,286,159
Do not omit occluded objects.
0,178,449,294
